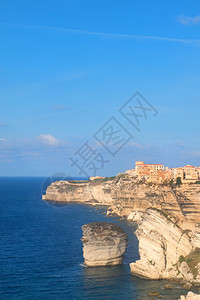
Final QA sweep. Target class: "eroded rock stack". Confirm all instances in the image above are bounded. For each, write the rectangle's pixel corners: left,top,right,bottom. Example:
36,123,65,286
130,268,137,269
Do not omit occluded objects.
81,222,128,266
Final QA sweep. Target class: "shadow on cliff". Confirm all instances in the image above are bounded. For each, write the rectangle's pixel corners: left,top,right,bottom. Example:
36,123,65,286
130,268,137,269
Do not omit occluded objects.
120,220,140,265
106,218,140,265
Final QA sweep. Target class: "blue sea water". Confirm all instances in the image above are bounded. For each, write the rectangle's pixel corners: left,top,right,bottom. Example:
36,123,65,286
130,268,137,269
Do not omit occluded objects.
0,177,197,300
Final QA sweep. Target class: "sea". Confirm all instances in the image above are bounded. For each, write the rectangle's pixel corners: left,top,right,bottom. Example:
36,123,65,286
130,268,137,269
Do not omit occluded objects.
0,177,198,300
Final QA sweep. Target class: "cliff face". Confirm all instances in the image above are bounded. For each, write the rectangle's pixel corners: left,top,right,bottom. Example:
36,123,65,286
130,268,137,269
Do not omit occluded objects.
43,174,200,230
179,292,200,300
43,174,200,282
81,222,128,266
129,209,192,279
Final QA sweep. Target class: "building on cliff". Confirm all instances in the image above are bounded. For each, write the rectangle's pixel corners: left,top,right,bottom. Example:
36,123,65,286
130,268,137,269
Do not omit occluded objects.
125,161,200,184
172,165,199,183
135,161,164,171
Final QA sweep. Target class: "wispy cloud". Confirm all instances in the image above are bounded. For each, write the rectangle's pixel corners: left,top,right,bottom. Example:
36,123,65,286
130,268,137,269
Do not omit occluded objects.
53,104,68,110
1,22,200,45
19,151,44,160
0,122,7,127
38,134,62,146
0,136,70,163
180,150,200,160
191,151,200,158
175,140,185,148
176,14,200,26
55,72,86,82
129,142,148,149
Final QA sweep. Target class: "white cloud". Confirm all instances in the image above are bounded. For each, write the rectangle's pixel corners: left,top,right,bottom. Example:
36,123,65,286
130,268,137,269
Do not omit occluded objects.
38,134,61,146
176,14,200,26
0,138,7,142
129,142,148,149
130,142,145,149
0,122,7,127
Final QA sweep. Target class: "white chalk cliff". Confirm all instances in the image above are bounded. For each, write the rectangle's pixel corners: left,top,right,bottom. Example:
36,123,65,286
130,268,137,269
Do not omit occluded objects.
43,175,200,285
129,209,192,279
81,222,128,266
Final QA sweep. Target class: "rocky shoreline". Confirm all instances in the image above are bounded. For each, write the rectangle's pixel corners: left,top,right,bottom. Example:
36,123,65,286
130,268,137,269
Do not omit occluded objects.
43,174,200,229
42,173,200,298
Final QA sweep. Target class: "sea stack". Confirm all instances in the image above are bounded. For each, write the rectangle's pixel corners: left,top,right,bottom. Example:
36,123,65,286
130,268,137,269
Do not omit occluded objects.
81,222,128,266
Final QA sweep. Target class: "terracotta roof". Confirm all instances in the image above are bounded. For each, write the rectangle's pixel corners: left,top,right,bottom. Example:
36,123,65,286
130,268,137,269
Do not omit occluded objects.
184,165,196,168
143,164,164,166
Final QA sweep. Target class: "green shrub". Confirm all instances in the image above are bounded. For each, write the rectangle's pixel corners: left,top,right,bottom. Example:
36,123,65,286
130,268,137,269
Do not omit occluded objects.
102,176,116,182
179,255,185,263
176,177,182,185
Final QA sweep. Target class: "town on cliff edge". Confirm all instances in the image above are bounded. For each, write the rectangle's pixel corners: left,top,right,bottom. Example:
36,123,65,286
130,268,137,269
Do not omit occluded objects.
91,161,200,185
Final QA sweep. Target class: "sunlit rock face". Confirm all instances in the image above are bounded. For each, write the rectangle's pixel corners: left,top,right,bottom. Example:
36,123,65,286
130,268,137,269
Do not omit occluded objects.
43,176,200,280
43,175,200,230
130,209,192,280
178,292,200,300
81,222,128,267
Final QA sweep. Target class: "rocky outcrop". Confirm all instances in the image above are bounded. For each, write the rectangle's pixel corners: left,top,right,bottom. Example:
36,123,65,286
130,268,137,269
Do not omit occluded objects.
43,174,200,281
42,174,200,230
130,209,193,280
81,222,128,266
178,292,200,300
191,224,200,249
174,185,200,226
129,209,200,284
178,250,200,284
179,262,194,282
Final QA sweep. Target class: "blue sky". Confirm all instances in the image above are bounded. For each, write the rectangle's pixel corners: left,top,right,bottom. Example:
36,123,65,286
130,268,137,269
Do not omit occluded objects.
0,0,200,176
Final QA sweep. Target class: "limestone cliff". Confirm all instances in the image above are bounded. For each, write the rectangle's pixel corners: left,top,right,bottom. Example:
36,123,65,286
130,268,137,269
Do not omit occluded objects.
129,209,192,279
81,222,128,266
43,174,200,229
129,209,200,284
43,174,200,282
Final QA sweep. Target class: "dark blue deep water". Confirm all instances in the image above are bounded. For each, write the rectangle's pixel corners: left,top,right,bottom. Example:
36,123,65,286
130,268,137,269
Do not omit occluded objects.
0,177,196,299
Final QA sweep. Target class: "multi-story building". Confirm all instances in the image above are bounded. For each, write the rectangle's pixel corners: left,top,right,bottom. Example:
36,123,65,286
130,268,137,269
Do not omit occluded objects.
135,161,165,182
171,167,184,181
171,165,199,183
149,170,165,184
135,161,164,171
183,165,198,183
127,161,200,184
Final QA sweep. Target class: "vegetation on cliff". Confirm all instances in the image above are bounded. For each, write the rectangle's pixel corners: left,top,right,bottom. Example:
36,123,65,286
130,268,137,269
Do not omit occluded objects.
179,249,200,278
